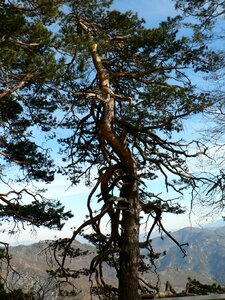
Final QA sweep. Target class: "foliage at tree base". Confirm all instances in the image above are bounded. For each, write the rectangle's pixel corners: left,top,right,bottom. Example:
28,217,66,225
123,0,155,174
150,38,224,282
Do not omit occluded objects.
0,283,35,300
188,277,225,295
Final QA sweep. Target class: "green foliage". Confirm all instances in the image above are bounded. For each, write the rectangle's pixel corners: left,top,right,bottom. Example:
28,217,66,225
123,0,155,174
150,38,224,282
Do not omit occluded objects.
0,283,35,300
187,278,225,295
174,0,225,26
0,199,73,230
0,0,73,258
91,284,118,299
0,94,23,122
0,0,60,181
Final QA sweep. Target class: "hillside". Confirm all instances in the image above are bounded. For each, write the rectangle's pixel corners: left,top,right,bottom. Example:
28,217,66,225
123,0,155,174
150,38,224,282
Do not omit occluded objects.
3,226,225,299
152,226,225,283
5,240,116,300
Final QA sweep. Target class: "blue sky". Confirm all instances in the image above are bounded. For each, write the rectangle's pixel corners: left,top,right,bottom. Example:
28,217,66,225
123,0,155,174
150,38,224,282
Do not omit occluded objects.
113,0,177,26
2,0,223,245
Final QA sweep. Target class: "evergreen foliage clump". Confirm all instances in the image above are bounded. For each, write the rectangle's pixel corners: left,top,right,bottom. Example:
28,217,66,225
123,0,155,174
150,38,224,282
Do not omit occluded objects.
188,278,225,295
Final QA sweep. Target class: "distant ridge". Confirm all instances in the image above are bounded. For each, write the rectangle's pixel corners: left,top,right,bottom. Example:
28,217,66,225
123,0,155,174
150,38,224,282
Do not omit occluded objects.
151,226,225,284
3,226,225,299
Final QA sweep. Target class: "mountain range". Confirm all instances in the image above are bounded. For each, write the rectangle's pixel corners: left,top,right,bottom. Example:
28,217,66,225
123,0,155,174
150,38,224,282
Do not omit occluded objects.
3,226,225,299
152,226,225,283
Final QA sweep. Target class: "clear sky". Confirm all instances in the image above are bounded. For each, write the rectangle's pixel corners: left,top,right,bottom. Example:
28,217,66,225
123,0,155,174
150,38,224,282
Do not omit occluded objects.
112,0,177,26
1,0,223,246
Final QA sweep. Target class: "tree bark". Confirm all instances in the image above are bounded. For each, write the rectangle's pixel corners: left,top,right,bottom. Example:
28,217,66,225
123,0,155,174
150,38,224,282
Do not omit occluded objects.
118,183,141,300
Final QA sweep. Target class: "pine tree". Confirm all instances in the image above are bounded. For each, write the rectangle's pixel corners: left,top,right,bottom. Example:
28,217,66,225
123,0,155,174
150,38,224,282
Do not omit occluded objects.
0,1,223,299
48,1,222,299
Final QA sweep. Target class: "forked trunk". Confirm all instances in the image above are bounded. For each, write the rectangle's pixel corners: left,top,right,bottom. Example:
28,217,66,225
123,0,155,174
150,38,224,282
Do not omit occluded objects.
118,184,141,300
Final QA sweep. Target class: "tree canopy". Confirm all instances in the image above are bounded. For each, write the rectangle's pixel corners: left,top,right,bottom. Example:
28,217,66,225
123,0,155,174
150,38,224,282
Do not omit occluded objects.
0,0,72,256
173,0,225,217
174,0,225,26
0,1,224,299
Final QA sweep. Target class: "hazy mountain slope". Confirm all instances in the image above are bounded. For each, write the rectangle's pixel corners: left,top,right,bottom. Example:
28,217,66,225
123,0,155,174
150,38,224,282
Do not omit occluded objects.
152,226,225,283
6,240,116,300
3,226,225,298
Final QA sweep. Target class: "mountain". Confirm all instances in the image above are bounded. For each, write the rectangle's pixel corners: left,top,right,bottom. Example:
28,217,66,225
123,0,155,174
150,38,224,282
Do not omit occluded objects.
202,219,225,228
151,226,225,284
4,240,116,300
3,226,225,299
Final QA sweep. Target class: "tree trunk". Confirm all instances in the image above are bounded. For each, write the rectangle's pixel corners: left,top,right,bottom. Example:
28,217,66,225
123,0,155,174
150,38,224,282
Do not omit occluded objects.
89,40,141,299
118,183,141,300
